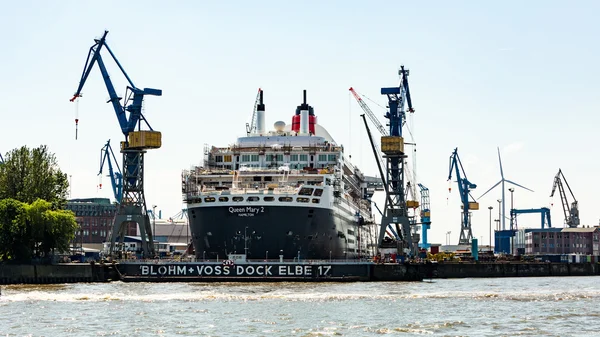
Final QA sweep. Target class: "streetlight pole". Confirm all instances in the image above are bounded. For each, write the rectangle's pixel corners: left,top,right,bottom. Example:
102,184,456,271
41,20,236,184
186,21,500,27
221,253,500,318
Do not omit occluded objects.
508,188,515,230
508,188,515,255
488,206,493,252
446,231,451,245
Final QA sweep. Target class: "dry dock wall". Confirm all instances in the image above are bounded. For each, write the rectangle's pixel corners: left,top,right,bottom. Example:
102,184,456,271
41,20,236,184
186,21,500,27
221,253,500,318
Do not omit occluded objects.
0,262,598,284
0,263,115,284
431,262,598,278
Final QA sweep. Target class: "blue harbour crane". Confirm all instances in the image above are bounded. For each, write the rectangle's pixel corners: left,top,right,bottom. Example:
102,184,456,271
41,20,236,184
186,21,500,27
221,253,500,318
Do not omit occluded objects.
70,30,162,258
448,148,479,245
418,183,431,249
376,65,416,255
98,140,123,203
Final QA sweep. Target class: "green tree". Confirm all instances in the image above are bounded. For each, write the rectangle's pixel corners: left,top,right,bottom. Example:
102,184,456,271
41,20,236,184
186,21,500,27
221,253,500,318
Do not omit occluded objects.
0,145,69,208
0,199,77,262
0,199,30,261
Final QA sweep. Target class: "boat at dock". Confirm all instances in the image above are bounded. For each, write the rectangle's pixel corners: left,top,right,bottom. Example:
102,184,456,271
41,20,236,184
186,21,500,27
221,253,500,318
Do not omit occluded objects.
181,90,378,261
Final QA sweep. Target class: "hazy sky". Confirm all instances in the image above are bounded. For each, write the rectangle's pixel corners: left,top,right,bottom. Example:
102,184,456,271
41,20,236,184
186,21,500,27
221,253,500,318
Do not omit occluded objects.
1,1,599,246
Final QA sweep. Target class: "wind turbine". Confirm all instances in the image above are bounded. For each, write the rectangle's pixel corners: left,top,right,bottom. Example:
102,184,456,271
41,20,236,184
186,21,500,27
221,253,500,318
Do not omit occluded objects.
478,147,533,230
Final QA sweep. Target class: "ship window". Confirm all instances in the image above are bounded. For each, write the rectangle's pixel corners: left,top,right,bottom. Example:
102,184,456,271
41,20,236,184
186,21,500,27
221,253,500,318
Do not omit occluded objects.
299,154,308,161
251,154,259,161
297,197,310,203
290,154,299,161
241,154,250,162
266,154,274,161
218,197,229,202
276,154,283,161
215,155,223,163
264,196,275,202
348,239,355,244
232,197,244,202
299,187,314,196
313,189,323,196
247,196,259,202
312,198,320,204
328,154,337,162
224,155,232,162
318,154,327,161
279,197,293,202
347,229,355,236
204,197,216,202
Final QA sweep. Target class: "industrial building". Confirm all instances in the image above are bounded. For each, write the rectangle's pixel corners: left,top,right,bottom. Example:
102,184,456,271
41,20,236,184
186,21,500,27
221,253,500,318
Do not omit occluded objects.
525,227,600,255
66,198,136,250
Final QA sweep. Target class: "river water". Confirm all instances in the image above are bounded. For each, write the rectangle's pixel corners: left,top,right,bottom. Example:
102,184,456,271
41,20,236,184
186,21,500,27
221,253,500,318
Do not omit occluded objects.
1,276,599,336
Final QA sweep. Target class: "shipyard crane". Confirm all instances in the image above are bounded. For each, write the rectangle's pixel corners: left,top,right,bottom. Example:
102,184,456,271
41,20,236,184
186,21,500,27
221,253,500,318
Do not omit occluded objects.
550,169,580,228
245,88,263,135
357,66,416,255
448,148,479,245
98,140,123,203
378,66,416,255
418,183,431,249
70,30,162,258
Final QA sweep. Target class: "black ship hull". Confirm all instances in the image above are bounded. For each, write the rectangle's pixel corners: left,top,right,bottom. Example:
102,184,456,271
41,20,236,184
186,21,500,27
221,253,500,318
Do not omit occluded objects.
188,204,370,260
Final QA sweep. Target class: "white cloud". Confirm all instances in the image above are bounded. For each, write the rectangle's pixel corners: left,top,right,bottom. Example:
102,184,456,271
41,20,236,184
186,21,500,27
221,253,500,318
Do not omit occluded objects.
502,142,524,155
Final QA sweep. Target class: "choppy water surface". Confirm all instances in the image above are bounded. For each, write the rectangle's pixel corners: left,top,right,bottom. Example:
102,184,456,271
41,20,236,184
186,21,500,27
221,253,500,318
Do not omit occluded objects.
1,276,599,336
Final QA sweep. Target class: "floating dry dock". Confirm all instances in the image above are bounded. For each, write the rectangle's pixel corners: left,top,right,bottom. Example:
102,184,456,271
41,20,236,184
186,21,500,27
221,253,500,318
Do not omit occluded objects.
2,261,600,284
116,261,425,282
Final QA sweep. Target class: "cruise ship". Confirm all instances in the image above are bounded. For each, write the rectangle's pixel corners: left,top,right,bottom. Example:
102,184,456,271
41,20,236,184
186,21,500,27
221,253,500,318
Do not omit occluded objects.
181,90,377,260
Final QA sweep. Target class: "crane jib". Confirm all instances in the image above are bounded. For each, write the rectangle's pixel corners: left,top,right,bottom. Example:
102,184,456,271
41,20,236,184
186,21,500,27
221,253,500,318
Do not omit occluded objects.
69,30,161,139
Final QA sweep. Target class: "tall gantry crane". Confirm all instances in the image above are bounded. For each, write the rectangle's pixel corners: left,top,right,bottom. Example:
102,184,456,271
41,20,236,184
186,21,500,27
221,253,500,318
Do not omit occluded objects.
448,148,479,245
356,66,417,255
99,140,123,203
349,84,419,250
550,169,580,228
418,183,431,249
70,30,162,258
378,66,415,255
